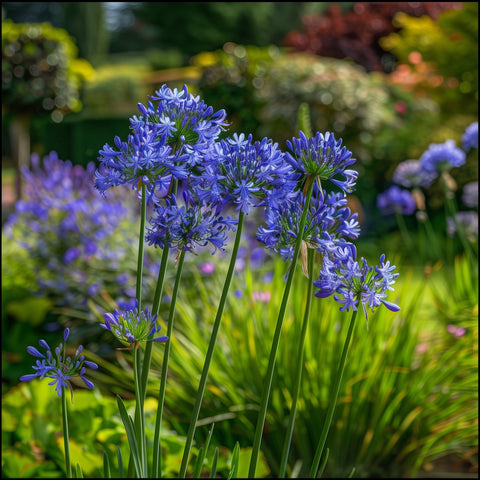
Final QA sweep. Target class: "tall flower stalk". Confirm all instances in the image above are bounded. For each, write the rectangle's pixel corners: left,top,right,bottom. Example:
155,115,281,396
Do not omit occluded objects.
279,247,316,477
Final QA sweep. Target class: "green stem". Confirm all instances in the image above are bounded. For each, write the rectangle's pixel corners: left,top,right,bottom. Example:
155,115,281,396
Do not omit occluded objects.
179,211,246,478
133,344,147,477
152,249,187,477
136,183,147,310
61,389,72,478
309,309,358,478
395,212,413,254
279,248,316,477
248,179,315,478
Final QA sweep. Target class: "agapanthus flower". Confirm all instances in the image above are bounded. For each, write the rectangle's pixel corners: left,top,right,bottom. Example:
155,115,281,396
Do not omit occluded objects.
462,181,478,209
193,133,295,214
100,300,168,347
377,185,416,215
419,139,466,174
314,249,400,322
133,84,228,167
392,159,437,188
145,191,236,254
257,190,360,262
462,122,478,152
95,123,189,199
20,328,98,398
447,211,478,240
285,130,358,195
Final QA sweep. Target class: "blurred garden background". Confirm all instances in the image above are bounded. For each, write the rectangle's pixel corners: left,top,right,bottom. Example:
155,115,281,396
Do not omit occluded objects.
2,2,478,478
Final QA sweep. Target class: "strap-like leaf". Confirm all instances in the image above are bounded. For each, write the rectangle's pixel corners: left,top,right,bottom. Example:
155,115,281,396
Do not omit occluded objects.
103,451,111,478
75,463,83,478
117,446,124,478
209,447,219,479
227,442,240,480
315,447,329,478
116,395,143,477
193,424,215,478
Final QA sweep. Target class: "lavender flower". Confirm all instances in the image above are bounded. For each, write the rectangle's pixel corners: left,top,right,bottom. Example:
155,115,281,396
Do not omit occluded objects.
314,250,400,322
20,328,98,397
145,191,236,254
377,186,416,215
462,122,478,152
285,130,357,194
462,181,478,209
100,300,168,346
257,190,360,262
419,139,466,174
193,133,295,214
392,159,437,188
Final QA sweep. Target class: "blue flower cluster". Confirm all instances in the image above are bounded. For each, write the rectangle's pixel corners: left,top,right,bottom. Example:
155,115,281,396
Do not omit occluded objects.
20,328,98,397
100,300,168,347
314,250,400,322
4,152,147,307
378,122,477,218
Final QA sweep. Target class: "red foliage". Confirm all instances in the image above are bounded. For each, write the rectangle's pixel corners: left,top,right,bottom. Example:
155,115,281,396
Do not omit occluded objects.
284,2,462,72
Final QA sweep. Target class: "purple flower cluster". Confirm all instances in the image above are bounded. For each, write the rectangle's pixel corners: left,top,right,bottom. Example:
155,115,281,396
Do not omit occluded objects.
419,139,466,174
100,300,168,346
20,328,98,397
95,84,228,201
314,250,400,322
5,151,140,306
377,185,417,216
146,192,236,254
392,159,437,189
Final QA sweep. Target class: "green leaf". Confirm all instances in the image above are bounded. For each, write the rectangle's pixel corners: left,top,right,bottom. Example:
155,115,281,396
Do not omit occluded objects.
193,424,215,478
210,447,219,479
76,463,84,478
116,395,142,478
103,450,111,478
227,442,240,480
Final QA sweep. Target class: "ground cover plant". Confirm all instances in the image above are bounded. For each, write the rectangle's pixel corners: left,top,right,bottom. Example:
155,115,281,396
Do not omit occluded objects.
2,84,477,479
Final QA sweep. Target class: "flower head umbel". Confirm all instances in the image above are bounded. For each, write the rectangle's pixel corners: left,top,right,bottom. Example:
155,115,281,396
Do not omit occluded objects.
20,328,98,398
257,190,360,262
462,181,478,209
419,139,466,174
193,133,295,214
100,300,168,347
462,122,478,152
314,250,400,323
392,159,437,189
377,185,416,216
285,130,357,195
146,191,236,254
447,211,478,242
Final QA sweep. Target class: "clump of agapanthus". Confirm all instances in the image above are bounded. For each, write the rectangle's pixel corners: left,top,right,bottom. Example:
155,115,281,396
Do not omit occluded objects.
257,190,360,262
419,139,466,174
377,185,416,216
392,159,437,189
4,152,139,308
462,122,478,152
20,328,98,398
462,181,478,209
193,133,296,214
145,191,236,254
284,130,358,195
314,247,400,322
100,300,168,348
447,211,478,241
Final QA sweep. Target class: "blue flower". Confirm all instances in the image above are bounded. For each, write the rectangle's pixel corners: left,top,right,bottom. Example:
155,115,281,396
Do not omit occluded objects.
100,300,168,346
462,181,478,209
392,159,437,189
20,328,98,398
377,185,416,215
314,250,400,322
193,133,295,214
257,190,360,262
419,140,466,174
285,130,357,194
447,211,478,240
462,122,478,152
145,191,236,254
